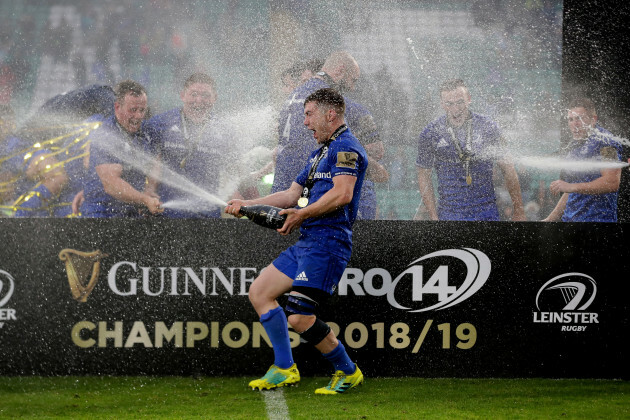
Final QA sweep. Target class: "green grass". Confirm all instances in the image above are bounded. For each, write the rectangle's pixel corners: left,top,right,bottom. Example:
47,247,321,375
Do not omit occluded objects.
0,377,628,419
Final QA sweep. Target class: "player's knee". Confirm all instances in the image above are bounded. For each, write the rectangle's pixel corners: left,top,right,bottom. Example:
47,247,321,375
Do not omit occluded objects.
296,317,331,345
286,313,315,332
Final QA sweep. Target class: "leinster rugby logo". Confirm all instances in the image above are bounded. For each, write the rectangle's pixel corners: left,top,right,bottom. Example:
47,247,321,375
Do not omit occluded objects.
339,248,491,313
535,273,597,311
0,269,17,327
533,273,599,331
0,269,15,308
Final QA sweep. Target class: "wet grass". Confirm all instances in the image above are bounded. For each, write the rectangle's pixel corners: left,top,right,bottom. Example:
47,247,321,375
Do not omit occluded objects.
0,377,628,419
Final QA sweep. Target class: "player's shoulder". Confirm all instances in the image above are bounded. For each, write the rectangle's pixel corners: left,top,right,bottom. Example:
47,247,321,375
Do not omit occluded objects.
333,130,367,155
471,112,500,130
298,78,329,96
147,108,180,127
344,97,369,114
421,115,447,136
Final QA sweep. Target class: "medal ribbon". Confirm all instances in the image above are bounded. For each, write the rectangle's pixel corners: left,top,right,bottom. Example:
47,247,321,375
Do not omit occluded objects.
298,124,348,206
446,118,473,185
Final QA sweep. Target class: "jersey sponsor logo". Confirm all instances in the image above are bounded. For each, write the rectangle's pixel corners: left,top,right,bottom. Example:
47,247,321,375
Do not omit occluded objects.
295,272,308,282
338,248,490,312
313,172,331,179
437,138,449,148
169,125,181,132
336,152,358,169
532,273,599,331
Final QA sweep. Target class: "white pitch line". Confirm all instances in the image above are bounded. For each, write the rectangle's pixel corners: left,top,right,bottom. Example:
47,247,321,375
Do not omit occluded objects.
263,388,291,420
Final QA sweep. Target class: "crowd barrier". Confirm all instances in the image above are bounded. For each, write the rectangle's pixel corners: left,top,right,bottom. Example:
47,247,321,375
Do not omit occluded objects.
0,219,627,378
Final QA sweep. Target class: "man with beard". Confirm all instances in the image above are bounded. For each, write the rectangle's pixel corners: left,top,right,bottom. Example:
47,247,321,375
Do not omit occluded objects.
543,97,622,222
416,78,525,221
273,51,388,218
81,80,162,217
225,88,367,394
144,73,232,217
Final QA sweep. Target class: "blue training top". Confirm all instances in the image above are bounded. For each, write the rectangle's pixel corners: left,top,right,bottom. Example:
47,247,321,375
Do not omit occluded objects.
294,127,368,258
562,125,622,222
81,115,158,218
144,108,232,218
416,113,504,221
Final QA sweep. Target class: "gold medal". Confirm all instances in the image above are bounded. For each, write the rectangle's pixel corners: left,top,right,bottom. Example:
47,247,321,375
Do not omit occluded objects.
466,175,472,185
297,197,309,208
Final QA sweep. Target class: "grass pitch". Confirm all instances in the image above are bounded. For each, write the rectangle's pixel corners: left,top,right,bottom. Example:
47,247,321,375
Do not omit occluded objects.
0,376,628,419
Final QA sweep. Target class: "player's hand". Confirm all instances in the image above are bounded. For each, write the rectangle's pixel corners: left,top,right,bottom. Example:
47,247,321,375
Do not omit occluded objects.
277,208,305,236
225,199,246,218
71,190,84,215
549,180,573,195
144,193,163,214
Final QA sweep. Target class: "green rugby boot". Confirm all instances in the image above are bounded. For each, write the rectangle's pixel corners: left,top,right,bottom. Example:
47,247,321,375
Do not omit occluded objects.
249,364,300,390
315,364,364,395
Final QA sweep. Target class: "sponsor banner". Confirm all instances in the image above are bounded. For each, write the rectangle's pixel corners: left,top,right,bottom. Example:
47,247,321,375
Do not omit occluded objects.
0,219,627,378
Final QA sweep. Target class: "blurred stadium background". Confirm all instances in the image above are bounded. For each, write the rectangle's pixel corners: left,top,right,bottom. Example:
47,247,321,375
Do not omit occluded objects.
0,0,565,220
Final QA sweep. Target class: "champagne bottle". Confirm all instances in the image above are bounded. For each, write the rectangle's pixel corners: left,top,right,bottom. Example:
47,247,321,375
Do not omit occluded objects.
239,205,287,229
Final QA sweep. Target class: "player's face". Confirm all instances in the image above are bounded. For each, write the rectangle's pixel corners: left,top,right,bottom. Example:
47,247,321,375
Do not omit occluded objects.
114,93,147,133
181,83,216,123
441,87,471,127
567,107,596,140
304,101,332,144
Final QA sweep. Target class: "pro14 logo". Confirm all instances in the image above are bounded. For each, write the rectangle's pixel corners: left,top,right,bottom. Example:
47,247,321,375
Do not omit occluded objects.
0,269,17,328
339,248,491,312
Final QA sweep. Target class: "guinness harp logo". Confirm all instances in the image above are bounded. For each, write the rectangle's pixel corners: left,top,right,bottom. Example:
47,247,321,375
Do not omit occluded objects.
59,249,108,302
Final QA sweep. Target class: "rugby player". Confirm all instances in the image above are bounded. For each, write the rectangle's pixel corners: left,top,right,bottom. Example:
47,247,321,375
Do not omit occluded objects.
544,97,622,222
225,88,367,394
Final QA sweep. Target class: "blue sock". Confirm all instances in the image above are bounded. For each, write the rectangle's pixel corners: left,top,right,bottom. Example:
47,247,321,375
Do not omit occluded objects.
322,342,355,375
260,307,294,369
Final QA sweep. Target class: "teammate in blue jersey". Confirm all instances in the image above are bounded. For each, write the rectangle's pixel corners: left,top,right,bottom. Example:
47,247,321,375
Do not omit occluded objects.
2,129,70,217
1,85,114,217
225,88,367,395
416,79,525,221
344,98,389,219
273,51,387,218
80,80,162,218
144,73,231,218
544,98,622,222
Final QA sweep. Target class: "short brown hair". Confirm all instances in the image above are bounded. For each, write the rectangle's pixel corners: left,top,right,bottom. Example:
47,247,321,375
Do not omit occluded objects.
114,80,146,103
184,73,216,90
568,97,597,117
440,79,467,94
305,88,345,116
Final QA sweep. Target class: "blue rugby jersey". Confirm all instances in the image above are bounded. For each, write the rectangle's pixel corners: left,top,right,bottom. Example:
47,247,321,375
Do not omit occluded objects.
273,78,330,194
273,78,382,218
416,113,503,221
562,125,622,222
144,108,232,218
82,115,157,217
344,98,381,219
294,127,368,258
